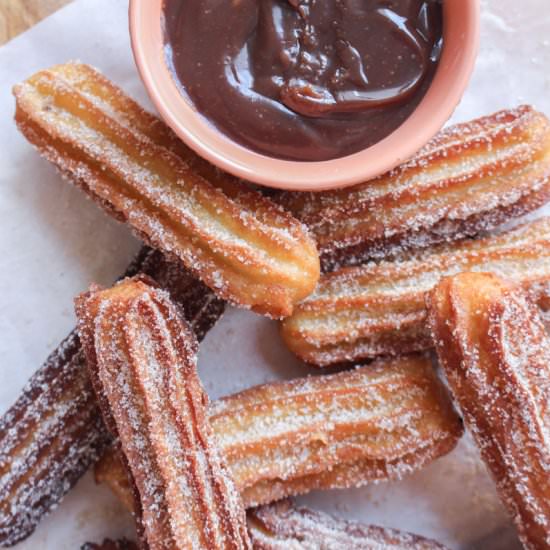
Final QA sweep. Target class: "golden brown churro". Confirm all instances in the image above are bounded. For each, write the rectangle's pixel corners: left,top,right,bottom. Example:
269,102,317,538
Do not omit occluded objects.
13,62,320,317
247,500,449,549
428,272,550,550
279,106,550,271
0,248,225,547
96,354,462,509
281,217,550,367
76,278,250,549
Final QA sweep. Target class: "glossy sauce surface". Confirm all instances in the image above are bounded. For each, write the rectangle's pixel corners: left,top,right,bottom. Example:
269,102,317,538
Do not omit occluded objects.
164,0,443,161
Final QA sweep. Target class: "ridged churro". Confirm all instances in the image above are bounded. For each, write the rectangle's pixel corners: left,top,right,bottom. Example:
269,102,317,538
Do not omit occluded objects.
279,106,550,271
428,272,550,550
0,248,224,547
0,331,105,548
281,217,550,367
95,354,462,508
76,278,251,550
13,62,320,317
247,500,449,549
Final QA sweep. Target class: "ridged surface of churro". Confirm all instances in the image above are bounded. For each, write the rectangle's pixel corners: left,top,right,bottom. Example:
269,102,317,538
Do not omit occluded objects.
248,500,449,549
279,106,550,271
0,248,224,547
428,272,550,550
76,278,250,550
13,62,320,317
281,217,550,367
96,354,463,509
0,331,105,548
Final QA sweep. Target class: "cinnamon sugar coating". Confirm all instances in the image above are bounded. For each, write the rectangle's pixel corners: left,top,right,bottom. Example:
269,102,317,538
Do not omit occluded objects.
279,106,550,271
428,272,550,550
96,354,462,509
0,331,105,548
76,278,250,550
13,62,320,318
247,499,449,549
281,217,550,367
0,248,224,547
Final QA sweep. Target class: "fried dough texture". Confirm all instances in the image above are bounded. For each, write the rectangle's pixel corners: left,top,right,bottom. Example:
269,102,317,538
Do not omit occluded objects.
428,272,550,550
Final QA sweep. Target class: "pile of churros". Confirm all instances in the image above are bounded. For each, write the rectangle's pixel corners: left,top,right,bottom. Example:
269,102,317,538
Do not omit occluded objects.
1,62,550,549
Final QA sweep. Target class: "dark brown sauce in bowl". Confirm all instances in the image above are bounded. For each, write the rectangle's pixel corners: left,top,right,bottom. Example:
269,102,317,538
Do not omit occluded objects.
163,0,443,162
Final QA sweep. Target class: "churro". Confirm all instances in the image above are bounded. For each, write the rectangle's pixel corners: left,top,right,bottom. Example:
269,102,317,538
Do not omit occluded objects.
281,217,550,367
248,500,449,549
0,248,224,546
76,278,250,549
279,106,550,271
13,62,320,317
428,272,550,550
95,354,462,508
0,331,104,548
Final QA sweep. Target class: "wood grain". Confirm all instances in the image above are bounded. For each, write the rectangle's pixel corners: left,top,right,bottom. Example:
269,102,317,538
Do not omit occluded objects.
0,0,71,46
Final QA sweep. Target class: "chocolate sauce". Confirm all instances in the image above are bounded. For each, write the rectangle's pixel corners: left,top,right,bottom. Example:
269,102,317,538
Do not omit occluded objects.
164,0,443,162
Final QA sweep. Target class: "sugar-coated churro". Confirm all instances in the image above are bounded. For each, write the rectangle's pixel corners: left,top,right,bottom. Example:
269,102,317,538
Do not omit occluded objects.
95,354,462,509
76,278,251,549
13,62,320,317
279,106,550,271
0,331,105,548
281,217,550,367
428,272,550,550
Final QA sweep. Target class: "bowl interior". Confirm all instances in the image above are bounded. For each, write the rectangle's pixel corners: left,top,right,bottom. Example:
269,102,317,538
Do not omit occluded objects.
130,0,480,191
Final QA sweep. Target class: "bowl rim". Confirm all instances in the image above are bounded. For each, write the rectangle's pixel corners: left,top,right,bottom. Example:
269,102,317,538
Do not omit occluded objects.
129,0,480,191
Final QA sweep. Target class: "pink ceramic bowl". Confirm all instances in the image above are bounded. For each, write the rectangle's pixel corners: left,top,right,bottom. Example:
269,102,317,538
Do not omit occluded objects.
129,1,479,191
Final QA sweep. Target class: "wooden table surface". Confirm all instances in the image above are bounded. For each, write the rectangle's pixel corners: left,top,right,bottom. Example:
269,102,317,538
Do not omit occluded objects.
0,0,71,46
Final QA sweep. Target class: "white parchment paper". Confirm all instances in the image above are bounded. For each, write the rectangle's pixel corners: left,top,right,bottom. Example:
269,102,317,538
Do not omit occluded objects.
1,1,550,548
